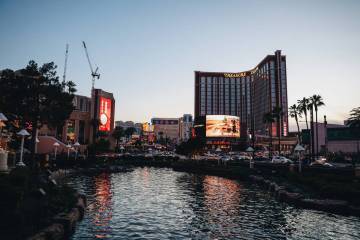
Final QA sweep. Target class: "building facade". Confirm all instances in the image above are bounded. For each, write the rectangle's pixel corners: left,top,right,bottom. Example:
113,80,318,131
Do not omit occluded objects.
151,118,180,143
38,88,115,146
194,50,288,139
179,114,193,142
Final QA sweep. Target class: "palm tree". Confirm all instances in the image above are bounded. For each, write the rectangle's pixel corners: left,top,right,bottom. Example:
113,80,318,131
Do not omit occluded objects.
289,104,302,142
272,106,284,155
263,112,275,158
112,126,125,151
310,94,325,156
125,127,136,141
347,107,360,128
297,97,309,130
307,101,314,160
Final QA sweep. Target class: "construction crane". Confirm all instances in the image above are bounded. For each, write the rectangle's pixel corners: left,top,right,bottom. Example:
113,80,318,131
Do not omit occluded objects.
62,43,69,83
82,41,100,90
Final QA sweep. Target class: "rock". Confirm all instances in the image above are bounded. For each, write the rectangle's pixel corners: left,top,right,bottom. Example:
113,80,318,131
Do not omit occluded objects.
263,180,271,186
274,184,285,193
53,210,79,236
277,190,303,203
27,223,64,240
75,196,86,220
349,205,360,216
300,199,349,213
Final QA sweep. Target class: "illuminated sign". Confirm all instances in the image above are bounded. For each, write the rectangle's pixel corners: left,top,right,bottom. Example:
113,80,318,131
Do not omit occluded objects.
223,68,258,78
224,72,247,78
206,115,240,138
99,97,112,132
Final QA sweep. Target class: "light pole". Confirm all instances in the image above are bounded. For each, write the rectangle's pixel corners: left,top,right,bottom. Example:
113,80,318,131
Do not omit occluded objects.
246,146,254,169
35,137,40,154
66,143,71,160
74,142,80,160
53,142,60,161
17,129,30,167
294,144,305,173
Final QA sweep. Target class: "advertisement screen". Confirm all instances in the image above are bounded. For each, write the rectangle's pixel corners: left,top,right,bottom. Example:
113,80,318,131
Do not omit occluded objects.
99,97,112,131
206,115,240,138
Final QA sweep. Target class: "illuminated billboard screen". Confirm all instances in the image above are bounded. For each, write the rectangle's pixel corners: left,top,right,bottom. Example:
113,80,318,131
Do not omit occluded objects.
99,97,112,132
206,115,240,138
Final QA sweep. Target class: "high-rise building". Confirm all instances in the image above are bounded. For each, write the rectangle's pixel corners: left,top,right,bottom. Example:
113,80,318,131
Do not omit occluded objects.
194,50,288,139
179,114,193,142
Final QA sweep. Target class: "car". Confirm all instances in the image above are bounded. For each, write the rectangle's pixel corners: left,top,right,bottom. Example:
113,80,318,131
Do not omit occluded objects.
310,160,334,167
272,156,293,164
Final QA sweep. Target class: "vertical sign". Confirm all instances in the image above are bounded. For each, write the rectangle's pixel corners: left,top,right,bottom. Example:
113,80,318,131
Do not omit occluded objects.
99,97,112,131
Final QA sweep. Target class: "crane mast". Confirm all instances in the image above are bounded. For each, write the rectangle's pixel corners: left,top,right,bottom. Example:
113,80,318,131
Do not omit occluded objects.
82,41,100,90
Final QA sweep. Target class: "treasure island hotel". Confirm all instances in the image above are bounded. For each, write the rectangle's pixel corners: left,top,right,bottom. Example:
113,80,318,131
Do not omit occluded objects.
194,50,288,145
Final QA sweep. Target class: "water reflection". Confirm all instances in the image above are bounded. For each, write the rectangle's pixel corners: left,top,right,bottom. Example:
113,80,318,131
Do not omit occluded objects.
92,173,112,239
68,167,360,240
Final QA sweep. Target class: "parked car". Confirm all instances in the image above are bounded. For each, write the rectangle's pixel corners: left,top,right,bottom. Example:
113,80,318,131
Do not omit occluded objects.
310,160,334,167
271,156,293,164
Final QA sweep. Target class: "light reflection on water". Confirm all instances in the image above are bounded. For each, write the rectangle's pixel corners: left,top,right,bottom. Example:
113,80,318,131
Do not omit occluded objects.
68,167,360,240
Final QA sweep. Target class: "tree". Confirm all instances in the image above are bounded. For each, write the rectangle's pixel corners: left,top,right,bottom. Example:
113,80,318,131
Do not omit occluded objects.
297,97,310,130
307,101,314,160
263,112,275,158
346,107,360,168
0,61,76,167
272,106,284,155
124,127,136,141
289,104,302,142
112,126,125,150
310,94,325,156
347,107,360,128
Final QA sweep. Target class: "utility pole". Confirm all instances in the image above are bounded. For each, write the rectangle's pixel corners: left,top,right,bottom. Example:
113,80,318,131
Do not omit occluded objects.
62,44,69,83
324,115,328,157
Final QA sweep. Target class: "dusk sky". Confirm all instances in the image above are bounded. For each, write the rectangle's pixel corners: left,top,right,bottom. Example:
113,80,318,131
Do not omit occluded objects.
1,0,359,130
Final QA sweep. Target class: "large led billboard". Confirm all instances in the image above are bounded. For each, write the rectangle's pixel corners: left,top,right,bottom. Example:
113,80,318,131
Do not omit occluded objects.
99,97,112,131
206,115,240,138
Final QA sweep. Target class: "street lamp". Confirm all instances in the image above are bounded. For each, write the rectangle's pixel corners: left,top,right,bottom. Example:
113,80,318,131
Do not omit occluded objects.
246,146,255,169
294,144,305,173
17,129,30,167
53,142,60,161
66,143,71,159
74,142,80,160
120,145,125,154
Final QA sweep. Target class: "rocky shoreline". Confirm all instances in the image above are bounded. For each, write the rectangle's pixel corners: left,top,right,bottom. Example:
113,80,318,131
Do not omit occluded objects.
28,193,86,240
248,175,360,216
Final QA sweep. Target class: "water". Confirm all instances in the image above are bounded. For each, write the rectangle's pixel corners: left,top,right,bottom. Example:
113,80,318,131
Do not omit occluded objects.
68,167,360,239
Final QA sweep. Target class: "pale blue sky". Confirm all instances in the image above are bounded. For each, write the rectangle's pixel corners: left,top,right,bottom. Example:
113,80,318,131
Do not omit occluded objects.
1,0,359,130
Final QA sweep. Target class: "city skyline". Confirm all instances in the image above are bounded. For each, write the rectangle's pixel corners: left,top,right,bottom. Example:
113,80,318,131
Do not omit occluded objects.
1,0,360,130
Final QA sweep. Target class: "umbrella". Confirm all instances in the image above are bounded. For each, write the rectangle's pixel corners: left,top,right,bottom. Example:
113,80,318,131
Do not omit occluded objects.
294,144,305,151
0,113,8,121
246,146,254,152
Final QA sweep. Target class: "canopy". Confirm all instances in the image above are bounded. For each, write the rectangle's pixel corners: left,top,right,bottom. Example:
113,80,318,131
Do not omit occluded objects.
17,129,30,136
294,144,305,151
246,146,254,152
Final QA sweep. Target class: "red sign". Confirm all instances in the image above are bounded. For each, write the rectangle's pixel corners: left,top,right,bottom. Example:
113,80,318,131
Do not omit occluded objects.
99,97,112,131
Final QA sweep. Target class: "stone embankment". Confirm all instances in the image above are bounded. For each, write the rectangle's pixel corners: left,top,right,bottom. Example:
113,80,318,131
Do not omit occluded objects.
249,175,360,216
27,193,86,240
